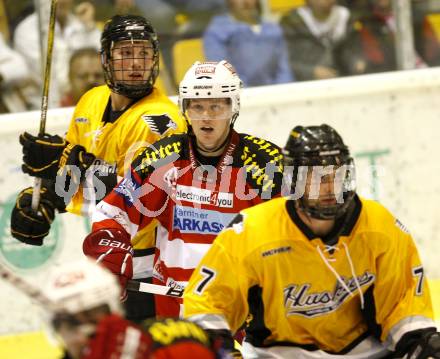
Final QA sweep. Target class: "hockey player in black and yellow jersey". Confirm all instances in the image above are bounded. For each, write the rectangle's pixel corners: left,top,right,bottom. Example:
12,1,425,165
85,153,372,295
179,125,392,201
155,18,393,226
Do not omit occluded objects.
10,15,186,320
184,124,440,358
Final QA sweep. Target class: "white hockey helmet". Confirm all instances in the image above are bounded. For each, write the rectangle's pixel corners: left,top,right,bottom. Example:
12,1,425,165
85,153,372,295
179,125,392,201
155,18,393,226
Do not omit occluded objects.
44,258,122,315
179,60,242,123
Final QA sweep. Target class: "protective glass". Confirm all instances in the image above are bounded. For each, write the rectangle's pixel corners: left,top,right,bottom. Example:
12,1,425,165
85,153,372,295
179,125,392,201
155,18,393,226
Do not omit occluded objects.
185,98,232,121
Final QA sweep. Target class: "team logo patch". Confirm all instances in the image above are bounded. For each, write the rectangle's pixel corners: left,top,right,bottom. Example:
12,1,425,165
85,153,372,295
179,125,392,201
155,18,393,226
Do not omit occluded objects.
142,114,177,135
74,117,88,123
195,63,216,77
173,205,236,234
225,213,245,234
284,271,375,318
115,177,141,207
175,185,233,208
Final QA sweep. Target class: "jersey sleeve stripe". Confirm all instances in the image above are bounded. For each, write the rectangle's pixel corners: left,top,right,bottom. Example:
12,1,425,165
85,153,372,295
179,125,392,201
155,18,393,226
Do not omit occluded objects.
385,316,436,350
186,314,231,330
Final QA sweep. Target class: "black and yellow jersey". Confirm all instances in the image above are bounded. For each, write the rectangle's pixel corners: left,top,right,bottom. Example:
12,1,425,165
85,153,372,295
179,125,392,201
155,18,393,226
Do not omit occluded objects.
184,196,435,357
65,84,186,216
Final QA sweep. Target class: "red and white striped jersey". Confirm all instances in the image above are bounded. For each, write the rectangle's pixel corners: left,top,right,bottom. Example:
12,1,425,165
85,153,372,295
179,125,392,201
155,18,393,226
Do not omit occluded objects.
91,131,283,316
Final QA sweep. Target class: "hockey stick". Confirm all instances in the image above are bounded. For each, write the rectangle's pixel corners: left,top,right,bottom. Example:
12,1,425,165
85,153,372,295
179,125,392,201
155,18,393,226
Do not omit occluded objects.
31,0,58,211
0,262,58,312
126,280,184,298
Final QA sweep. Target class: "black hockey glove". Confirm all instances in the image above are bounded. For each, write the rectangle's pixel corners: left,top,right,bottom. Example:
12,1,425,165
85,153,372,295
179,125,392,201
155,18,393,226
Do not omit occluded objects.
405,331,440,359
20,132,67,179
10,185,65,246
395,328,440,359
56,143,95,190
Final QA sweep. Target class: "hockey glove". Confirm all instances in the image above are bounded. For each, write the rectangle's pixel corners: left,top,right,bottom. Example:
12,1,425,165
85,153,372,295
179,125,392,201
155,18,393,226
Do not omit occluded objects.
20,132,66,179
405,331,440,359
57,143,95,189
83,228,133,301
10,186,58,246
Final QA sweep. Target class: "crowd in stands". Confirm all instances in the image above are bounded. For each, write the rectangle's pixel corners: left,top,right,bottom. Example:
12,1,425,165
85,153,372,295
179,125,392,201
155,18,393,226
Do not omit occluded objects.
0,0,439,114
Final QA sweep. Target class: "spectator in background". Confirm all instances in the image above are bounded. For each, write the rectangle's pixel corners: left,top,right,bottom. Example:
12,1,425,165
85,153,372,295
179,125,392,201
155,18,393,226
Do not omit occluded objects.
13,0,101,110
0,32,29,113
204,0,294,87
60,47,104,107
412,0,440,67
280,0,354,81
343,0,427,75
132,0,227,37
93,0,145,26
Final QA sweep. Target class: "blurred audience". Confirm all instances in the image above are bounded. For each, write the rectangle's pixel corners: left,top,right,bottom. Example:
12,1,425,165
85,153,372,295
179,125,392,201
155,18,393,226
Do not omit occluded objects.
0,32,30,113
0,0,438,116
13,0,100,110
93,0,228,39
204,0,294,87
413,13,440,67
280,0,355,81
92,0,145,26
60,47,104,107
343,0,428,75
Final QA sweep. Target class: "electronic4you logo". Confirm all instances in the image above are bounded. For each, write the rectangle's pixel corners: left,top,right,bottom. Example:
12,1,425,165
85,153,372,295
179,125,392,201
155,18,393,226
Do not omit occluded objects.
175,185,233,208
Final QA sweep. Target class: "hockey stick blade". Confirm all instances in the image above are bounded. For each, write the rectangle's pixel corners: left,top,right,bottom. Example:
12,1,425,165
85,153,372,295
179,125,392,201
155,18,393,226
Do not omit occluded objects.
127,280,184,298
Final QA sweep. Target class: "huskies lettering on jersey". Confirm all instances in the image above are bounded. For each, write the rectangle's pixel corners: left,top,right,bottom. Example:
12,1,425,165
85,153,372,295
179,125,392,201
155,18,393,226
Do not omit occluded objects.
142,114,177,135
173,205,236,234
284,271,375,317
115,177,141,207
175,185,233,208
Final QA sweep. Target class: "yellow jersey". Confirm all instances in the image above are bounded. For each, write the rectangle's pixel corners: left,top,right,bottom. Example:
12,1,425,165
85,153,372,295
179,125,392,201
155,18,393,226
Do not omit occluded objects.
64,85,186,287
184,196,435,357
65,85,186,217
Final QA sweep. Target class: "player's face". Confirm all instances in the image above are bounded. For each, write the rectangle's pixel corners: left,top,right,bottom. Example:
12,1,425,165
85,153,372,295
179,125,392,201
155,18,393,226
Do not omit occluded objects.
187,98,232,152
302,166,345,209
110,40,155,86
56,321,94,359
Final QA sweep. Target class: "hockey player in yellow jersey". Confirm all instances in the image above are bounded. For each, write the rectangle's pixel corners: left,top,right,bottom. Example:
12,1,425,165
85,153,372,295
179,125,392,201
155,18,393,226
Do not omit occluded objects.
184,124,440,358
10,15,186,320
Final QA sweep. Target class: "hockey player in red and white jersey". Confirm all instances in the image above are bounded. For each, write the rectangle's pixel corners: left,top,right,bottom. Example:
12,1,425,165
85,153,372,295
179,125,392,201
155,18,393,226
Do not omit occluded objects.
44,258,218,359
83,60,284,317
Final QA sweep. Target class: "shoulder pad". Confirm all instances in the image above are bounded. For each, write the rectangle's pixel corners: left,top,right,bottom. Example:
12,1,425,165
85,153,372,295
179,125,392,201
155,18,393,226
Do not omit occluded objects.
131,134,187,177
238,134,284,198
141,113,179,136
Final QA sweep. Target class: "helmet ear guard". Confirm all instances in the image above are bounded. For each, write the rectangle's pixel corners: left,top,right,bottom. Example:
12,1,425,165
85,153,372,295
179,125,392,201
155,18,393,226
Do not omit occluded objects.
283,124,356,220
100,15,159,98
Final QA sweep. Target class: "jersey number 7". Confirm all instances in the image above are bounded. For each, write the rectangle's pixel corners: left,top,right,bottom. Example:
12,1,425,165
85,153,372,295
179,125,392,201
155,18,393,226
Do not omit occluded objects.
195,267,216,295
412,266,425,296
